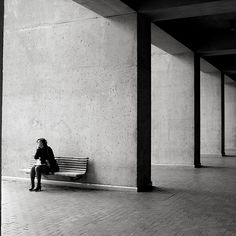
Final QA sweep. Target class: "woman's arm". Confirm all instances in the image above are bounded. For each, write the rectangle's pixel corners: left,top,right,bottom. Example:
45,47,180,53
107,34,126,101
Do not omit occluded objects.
34,148,40,160
47,147,54,158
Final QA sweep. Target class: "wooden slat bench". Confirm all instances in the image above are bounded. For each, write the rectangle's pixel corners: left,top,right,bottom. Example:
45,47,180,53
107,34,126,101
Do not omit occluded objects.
20,157,89,180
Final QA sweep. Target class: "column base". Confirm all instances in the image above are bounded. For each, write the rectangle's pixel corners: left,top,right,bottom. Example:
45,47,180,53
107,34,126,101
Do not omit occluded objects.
194,163,202,168
137,181,153,192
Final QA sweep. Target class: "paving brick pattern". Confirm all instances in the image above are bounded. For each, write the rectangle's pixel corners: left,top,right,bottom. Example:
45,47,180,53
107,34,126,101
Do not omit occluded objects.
2,156,236,236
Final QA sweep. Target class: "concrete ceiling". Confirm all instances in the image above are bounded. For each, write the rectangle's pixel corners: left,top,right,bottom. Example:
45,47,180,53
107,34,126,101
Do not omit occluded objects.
122,0,236,81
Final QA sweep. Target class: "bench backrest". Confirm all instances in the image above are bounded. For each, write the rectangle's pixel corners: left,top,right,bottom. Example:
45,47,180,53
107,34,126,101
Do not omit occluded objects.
55,157,89,173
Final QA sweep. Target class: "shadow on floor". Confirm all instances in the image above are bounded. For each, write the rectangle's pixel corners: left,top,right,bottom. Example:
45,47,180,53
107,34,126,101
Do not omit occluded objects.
200,165,236,169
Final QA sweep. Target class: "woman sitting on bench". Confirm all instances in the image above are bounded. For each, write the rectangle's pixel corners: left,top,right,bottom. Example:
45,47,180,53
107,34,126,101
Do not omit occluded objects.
29,138,59,192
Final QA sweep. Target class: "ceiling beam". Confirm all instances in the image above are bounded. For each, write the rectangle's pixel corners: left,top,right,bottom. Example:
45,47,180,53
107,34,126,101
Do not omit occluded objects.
204,60,236,74
138,0,236,21
196,32,236,56
139,0,221,9
198,49,236,57
222,68,236,74
225,71,236,75
73,0,134,17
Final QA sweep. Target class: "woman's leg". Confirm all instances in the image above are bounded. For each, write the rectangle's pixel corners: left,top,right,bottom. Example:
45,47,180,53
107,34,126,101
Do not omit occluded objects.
35,165,42,189
29,166,36,190
35,165,49,191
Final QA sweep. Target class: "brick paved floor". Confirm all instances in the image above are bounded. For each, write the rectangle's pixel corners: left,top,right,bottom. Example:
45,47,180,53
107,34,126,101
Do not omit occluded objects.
2,156,236,236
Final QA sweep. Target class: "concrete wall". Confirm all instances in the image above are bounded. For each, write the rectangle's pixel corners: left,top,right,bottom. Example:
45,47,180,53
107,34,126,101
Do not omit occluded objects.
200,71,221,155
225,78,236,154
151,45,194,165
3,0,138,186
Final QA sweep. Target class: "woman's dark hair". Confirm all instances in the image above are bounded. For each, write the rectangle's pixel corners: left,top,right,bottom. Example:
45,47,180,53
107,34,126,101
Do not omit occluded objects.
37,138,48,148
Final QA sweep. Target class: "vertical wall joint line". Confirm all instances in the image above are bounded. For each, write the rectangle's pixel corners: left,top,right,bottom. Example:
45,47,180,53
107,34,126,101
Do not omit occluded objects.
221,72,225,156
0,0,4,225
194,53,201,167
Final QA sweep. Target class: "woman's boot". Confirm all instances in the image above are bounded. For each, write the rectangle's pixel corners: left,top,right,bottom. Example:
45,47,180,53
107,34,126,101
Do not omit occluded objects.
34,182,41,192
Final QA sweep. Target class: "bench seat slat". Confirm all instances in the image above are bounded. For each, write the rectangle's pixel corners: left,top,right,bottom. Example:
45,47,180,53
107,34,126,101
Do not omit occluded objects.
59,165,87,167
59,166,87,169
21,170,86,175
56,158,88,161
56,157,88,159
58,159,87,161
54,172,85,178
57,159,88,160
59,160,87,162
59,168,86,170
57,161,87,166
59,162,87,164
58,163,87,166
55,171,86,174
58,162,88,165
59,165,87,168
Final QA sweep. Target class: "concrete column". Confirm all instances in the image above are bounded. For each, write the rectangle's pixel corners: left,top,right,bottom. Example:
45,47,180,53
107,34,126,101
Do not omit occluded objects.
221,72,225,156
194,53,201,167
137,14,151,191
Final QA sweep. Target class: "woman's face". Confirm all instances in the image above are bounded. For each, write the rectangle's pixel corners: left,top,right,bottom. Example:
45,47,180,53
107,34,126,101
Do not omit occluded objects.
37,140,44,149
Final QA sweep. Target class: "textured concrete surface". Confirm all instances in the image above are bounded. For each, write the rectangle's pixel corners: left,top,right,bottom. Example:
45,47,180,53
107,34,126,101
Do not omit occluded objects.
151,45,194,165
3,0,138,186
2,156,236,236
225,77,236,155
201,71,221,155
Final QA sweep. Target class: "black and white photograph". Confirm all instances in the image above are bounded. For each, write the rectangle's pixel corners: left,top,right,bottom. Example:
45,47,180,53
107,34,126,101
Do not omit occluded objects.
1,0,236,235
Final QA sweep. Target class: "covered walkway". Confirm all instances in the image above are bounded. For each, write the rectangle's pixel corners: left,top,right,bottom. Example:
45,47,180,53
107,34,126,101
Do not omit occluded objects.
2,156,236,236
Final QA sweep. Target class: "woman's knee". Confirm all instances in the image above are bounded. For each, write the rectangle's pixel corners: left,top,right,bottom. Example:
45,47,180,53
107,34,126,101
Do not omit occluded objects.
30,166,36,173
35,166,41,173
